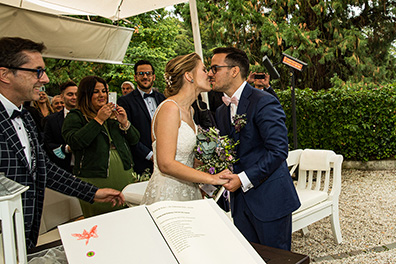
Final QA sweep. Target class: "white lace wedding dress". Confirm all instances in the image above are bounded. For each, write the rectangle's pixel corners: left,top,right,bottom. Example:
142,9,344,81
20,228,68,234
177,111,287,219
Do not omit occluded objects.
141,100,202,205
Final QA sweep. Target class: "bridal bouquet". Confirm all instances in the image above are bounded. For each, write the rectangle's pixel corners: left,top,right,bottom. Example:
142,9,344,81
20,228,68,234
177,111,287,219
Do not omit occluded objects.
195,126,239,197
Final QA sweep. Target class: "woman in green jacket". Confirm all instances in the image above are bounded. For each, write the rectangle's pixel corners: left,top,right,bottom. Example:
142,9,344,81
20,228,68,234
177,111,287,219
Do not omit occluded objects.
62,76,140,217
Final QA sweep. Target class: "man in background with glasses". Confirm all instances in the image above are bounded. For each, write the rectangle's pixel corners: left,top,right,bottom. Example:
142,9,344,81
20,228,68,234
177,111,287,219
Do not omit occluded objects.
0,37,125,250
118,60,165,175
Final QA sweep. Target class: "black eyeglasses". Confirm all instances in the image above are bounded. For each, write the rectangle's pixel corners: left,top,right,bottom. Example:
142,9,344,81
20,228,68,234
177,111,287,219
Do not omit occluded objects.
137,71,153,77
208,65,235,74
5,66,46,79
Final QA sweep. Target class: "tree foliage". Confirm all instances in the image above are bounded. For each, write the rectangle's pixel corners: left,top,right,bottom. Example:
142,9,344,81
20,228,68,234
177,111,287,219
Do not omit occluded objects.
44,1,396,94
177,0,396,91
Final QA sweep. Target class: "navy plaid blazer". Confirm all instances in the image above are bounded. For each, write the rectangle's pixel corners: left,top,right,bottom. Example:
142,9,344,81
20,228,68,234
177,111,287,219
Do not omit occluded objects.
0,102,98,249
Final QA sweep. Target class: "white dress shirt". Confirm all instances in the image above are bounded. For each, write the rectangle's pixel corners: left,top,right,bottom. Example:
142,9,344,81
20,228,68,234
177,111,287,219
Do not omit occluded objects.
63,107,70,118
0,93,32,168
137,88,157,161
137,88,157,120
223,81,253,192
223,81,245,119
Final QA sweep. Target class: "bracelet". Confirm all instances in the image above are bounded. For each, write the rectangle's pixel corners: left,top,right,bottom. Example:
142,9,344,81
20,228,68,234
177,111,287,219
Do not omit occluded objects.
119,120,131,131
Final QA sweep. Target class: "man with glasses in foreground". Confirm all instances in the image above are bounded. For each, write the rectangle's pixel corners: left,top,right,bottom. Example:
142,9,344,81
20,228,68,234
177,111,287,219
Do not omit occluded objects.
118,60,165,174
0,37,125,250
209,47,300,250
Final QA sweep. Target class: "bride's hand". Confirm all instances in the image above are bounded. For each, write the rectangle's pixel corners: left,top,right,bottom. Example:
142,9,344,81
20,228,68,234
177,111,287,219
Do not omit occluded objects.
211,169,232,185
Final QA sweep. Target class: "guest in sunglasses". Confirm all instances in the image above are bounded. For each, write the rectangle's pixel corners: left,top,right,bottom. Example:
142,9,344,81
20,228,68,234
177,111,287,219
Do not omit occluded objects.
117,60,166,175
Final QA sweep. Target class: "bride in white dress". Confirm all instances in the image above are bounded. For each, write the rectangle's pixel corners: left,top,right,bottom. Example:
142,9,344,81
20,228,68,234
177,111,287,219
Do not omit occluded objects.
141,53,231,205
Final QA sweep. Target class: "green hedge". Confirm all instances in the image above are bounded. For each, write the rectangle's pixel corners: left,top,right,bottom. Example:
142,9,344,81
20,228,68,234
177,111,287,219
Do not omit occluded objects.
277,82,396,161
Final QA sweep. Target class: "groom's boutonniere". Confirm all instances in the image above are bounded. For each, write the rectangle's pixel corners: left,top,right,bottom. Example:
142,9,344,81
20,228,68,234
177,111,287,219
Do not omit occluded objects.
232,113,247,133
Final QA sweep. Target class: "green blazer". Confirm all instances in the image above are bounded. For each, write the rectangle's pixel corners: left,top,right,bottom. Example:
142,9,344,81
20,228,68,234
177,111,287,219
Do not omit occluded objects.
62,109,140,178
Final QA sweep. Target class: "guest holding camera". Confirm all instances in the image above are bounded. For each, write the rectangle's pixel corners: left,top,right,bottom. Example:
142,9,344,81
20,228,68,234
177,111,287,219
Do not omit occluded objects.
62,76,140,217
248,71,279,101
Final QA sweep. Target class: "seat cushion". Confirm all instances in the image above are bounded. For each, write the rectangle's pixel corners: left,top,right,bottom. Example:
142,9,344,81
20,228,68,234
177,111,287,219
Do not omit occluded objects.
122,181,148,205
293,189,328,214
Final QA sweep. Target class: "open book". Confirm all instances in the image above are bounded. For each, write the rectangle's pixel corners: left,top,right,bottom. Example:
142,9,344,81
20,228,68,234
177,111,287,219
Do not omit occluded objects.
58,199,266,264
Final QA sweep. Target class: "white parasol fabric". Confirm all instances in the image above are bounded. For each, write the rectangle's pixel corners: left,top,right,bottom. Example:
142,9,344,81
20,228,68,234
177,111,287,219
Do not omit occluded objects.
0,3,133,64
0,0,203,64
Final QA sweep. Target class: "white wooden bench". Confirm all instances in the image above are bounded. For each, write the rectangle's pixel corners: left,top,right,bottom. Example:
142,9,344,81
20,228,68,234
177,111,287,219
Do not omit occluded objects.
287,149,343,244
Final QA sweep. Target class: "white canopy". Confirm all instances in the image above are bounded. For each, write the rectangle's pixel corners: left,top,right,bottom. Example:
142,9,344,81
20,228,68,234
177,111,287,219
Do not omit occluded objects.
2,0,188,20
0,0,203,63
0,3,133,64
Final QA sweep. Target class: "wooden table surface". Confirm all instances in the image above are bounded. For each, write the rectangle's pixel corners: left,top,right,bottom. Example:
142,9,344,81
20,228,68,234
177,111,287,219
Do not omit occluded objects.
251,242,310,264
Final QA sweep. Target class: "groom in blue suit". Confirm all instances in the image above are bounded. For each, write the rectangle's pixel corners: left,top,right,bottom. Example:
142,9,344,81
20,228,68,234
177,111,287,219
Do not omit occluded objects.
210,47,300,250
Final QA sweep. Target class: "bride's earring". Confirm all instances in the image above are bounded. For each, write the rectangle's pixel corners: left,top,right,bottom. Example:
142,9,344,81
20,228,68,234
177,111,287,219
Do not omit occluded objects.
185,72,194,83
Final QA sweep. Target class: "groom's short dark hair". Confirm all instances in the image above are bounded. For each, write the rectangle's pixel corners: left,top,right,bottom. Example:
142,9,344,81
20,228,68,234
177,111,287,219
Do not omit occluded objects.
213,47,249,80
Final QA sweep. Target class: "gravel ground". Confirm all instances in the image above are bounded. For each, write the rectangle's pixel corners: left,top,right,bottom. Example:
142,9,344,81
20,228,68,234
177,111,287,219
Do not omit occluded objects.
291,169,396,263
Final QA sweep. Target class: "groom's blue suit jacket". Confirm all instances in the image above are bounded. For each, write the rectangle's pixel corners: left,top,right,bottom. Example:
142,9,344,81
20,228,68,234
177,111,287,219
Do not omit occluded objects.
216,83,300,222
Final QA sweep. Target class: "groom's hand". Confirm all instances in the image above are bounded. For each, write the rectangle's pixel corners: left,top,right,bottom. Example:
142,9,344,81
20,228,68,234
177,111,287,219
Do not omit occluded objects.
94,188,125,207
220,174,241,192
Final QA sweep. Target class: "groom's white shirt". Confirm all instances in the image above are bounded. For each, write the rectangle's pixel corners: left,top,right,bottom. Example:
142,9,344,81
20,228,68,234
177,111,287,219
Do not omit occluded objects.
224,81,253,192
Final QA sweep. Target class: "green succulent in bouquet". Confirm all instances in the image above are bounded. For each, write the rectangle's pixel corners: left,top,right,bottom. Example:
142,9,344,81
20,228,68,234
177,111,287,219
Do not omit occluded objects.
195,126,239,174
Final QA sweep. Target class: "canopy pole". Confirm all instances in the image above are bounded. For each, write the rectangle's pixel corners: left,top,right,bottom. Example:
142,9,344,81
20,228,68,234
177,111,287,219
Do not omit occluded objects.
189,0,202,59
189,0,209,106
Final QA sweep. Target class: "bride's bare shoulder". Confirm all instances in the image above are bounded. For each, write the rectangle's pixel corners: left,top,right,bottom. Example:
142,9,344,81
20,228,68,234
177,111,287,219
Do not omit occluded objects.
155,100,179,122
158,100,179,114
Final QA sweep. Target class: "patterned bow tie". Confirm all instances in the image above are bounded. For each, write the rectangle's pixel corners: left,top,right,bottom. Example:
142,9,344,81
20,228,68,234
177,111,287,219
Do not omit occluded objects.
144,93,155,99
222,96,238,106
10,109,27,119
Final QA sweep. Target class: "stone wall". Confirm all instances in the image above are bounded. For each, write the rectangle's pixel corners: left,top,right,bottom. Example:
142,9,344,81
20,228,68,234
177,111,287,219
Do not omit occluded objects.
343,160,396,170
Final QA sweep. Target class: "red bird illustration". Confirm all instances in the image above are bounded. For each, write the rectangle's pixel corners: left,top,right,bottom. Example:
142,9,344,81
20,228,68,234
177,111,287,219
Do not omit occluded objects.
71,225,98,245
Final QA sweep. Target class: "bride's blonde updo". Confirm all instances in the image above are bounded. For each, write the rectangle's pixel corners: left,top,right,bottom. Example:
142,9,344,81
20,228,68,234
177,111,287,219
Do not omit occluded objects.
164,52,202,98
